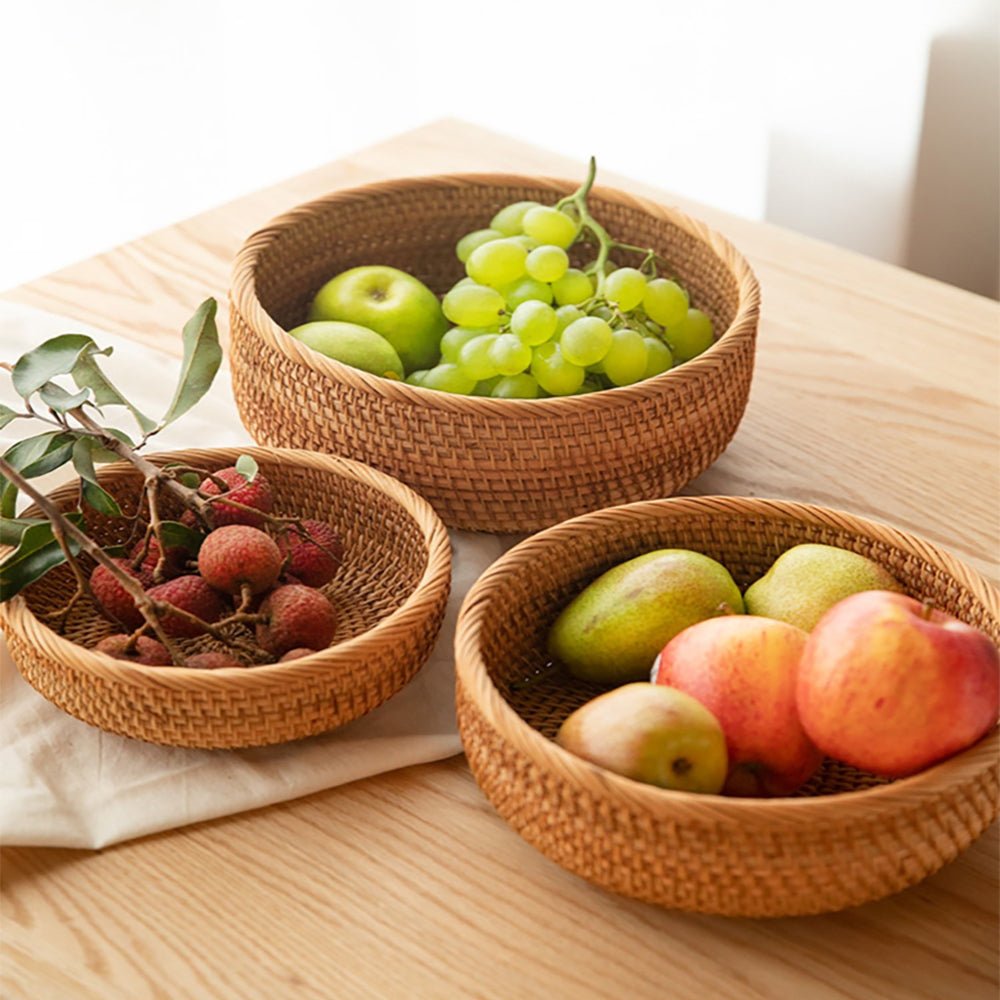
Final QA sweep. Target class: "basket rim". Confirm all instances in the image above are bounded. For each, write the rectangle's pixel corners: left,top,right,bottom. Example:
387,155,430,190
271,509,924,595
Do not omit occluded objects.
229,171,761,414
454,494,1000,822
1,446,452,690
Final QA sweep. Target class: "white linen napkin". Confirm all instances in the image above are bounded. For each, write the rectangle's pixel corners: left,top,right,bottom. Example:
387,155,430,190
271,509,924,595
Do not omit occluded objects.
0,301,511,849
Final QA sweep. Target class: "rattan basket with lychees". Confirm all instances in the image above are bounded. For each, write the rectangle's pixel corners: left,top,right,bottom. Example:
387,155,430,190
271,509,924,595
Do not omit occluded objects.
229,174,760,532
454,495,999,917
0,447,451,749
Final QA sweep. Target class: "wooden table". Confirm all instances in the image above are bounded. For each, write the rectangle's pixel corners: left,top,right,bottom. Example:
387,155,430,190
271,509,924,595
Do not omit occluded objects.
2,120,998,1000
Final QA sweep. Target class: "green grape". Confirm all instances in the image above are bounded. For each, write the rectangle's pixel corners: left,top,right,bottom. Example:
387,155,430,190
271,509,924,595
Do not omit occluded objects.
578,377,604,394
510,234,539,251
603,329,649,386
644,318,663,336
491,373,540,399
560,316,613,367
604,267,647,312
666,308,714,362
440,326,492,362
643,337,674,377
643,278,689,327
554,304,585,333
472,375,503,396
585,359,606,374
590,305,614,321
502,276,553,308
443,283,506,326
551,268,592,306
530,342,585,395
406,369,430,387
602,260,618,275
456,228,503,263
510,300,557,346
421,364,477,394
466,238,528,288
490,333,533,375
458,335,501,380
522,206,580,249
490,200,541,236
525,245,569,283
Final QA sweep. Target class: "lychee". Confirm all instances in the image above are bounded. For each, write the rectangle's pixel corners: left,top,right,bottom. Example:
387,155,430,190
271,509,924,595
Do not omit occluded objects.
184,651,247,669
90,559,154,629
198,525,283,595
94,634,172,666
256,585,337,656
199,467,274,528
147,575,230,638
130,536,190,579
277,520,343,588
278,648,317,662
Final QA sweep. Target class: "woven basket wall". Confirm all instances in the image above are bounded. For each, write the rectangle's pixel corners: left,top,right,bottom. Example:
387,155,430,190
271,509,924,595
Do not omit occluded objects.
229,174,760,532
454,496,1000,917
0,447,451,749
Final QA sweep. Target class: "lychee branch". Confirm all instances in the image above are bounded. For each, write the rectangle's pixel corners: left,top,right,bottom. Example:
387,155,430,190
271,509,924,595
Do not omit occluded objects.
0,455,185,664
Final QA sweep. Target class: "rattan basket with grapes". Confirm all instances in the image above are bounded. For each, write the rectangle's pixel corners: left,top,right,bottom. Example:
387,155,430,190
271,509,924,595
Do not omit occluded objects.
229,174,760,533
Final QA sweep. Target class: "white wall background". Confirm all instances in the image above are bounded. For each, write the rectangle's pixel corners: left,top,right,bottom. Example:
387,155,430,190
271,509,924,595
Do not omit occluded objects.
1,0,996,296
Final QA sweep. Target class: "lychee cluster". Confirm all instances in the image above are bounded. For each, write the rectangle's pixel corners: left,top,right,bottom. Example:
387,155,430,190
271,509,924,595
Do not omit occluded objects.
90,466,343,669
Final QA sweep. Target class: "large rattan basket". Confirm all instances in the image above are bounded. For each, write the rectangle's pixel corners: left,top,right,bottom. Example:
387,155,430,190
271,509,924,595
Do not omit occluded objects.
0,447,451,749
229,174,759,532
454,496,1000,917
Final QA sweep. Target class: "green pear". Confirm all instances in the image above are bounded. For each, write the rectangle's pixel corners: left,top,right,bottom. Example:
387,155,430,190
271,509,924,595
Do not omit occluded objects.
744,543,902,632
548,549,744,685
556,683,728,793
287,320,404,379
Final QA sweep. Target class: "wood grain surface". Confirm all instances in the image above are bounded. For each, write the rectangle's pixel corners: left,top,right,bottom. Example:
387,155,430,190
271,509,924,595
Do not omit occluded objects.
2,119,998,1000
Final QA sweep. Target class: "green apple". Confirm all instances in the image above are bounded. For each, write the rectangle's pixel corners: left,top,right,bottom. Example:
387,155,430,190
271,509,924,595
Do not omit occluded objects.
287,320,404,379
309,265,446,372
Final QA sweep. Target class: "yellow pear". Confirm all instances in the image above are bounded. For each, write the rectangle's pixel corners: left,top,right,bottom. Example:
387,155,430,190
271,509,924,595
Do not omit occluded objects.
744,544,902,631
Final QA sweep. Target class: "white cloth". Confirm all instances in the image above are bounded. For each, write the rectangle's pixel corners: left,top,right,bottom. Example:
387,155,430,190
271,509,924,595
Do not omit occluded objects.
0,302,511,849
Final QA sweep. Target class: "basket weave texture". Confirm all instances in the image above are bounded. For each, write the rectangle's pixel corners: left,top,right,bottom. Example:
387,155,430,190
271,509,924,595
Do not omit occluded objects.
229,174,760,532
0,447,451,749
454,496,1000,917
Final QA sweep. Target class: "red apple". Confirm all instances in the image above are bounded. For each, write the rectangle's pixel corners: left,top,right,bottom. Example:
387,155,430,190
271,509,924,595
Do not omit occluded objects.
797,591,999,777
653,616,822,796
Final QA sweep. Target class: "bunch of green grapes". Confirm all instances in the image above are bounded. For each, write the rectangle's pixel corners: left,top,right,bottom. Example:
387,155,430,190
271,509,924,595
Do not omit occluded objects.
408,160,715,398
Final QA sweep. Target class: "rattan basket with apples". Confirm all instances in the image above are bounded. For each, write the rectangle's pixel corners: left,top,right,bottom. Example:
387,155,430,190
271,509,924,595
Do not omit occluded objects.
454,495,999,917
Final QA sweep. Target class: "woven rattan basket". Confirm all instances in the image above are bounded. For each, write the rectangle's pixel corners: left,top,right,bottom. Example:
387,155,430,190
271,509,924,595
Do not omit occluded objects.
454,496,999,917
0,447,451,749
229,174,759,532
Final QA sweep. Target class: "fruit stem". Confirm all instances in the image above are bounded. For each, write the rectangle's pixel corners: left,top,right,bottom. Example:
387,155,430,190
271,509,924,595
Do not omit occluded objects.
920,598,936,621
556,157,668,304
0,455,185,664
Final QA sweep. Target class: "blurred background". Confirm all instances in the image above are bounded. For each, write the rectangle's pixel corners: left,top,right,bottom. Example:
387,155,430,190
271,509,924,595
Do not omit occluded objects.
1,0,997,297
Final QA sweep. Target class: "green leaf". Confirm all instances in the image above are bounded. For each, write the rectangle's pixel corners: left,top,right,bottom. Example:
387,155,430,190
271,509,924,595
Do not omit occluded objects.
0,404,19,430
0,518,82,600
0,432,79,518
157,299,221,429
157,520,204,553
234,454,258,483
12,335,108,399
72,346,156,434
19,435,77,478
72,438,122,516
39,381,91,413
0,517,46,547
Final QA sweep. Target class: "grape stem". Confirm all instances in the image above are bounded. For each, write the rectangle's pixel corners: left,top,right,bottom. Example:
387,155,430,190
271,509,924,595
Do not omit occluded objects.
555,157,671,300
